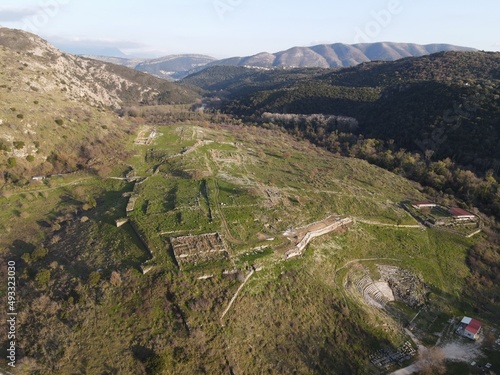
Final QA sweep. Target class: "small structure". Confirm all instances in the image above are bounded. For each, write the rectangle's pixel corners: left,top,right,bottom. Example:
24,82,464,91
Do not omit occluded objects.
285,217,353,259
141,264,154,275
457,317,482,340
115,218,129,227
126,195,137,213
411,201,437,209
449,207,476,221
170,233,228,269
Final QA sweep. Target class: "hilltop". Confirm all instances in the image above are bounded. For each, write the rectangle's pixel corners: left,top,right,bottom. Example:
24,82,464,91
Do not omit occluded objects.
212,51,500,157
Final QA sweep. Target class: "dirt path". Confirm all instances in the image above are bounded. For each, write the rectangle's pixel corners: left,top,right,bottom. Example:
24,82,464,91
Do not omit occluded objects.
211,179,244,245
7,176,93,196
220,269,255,326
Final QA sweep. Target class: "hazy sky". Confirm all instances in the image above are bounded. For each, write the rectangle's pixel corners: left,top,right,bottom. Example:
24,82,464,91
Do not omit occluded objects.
1,0,499,58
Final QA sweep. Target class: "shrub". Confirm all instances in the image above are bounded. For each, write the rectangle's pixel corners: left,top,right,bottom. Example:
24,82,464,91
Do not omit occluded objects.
127,108,139,117
26,155,35,162
32,246,48,262
7,157,16,168
110,271,122,287
55,119,64,126
16,114,24,119
13,141,25,149
0,139,10,152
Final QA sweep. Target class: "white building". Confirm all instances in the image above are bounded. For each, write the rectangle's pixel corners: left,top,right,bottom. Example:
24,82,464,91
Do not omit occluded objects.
459,317,482,340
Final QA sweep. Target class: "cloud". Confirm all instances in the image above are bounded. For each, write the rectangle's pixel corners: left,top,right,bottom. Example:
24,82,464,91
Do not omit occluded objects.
42,35,159,57
0,7,39,23
47,36,146,49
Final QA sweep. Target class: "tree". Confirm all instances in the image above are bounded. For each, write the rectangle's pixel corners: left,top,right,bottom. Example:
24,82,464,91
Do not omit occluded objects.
7,157,16,168
31,246,48,262
0,139,11,152
35,269,51,288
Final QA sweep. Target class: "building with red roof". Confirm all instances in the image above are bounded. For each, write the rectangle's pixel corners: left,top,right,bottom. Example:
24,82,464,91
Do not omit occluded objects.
449,207,476,221
459,317,482,340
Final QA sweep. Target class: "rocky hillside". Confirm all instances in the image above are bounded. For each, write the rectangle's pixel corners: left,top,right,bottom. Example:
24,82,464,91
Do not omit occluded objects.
0,27,197,183
0,27,199,109
80,55,148,69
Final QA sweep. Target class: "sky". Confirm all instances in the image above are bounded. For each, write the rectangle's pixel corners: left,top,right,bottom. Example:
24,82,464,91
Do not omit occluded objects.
0,0,499,58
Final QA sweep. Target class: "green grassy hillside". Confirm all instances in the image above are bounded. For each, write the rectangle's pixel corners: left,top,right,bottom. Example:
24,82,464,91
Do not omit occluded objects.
2,120,496,374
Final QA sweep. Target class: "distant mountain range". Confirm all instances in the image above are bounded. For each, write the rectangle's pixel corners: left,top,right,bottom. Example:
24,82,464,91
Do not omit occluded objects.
85,54,216,81
136,54,217,80
209,42,476,69
85,42,476,81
